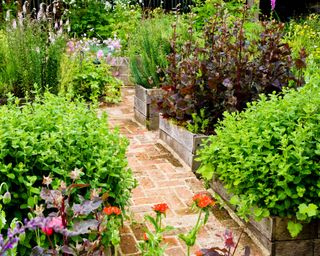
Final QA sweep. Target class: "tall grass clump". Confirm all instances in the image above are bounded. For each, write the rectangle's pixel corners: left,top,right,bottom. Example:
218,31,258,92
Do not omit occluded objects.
128,12,173,88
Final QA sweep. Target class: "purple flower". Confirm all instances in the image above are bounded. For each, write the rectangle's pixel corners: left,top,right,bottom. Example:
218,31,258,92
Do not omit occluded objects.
271,0,276,11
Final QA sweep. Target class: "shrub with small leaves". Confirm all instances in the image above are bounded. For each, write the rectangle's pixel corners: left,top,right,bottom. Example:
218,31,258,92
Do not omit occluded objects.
0,93,135,223
197,82,320,237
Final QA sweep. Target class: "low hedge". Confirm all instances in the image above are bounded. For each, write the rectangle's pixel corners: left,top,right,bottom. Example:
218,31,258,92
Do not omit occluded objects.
197,84,320,237
0,93,135,219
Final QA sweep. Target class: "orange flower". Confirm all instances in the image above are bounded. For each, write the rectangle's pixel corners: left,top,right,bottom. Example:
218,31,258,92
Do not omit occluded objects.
103,206,121,216
143,232,148,241
152,203,169,214
111,206,121,216
195,250,204,256
192,193,215,209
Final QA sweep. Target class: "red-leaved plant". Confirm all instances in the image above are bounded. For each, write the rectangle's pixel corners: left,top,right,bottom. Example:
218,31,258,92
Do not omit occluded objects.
159,3,306,135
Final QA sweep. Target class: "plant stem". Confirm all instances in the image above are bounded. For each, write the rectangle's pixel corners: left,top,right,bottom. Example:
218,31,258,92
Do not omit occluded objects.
114,245,118,256
231,229,244,256
187,245,190,256
47,235,57,256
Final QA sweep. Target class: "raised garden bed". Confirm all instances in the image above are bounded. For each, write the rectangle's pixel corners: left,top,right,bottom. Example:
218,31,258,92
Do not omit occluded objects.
159,115,208,171
211,179,320,256
134,85,163,130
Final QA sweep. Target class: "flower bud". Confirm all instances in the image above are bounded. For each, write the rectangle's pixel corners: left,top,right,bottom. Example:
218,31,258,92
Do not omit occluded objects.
3,191,11,204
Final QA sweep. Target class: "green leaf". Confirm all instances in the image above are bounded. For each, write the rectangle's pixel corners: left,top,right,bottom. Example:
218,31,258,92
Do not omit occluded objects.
7,173,15,179
298,203,318,217
230,195,240,205
197,164,213,180
287,221,303,238
253,207,270,221
0,210,6,230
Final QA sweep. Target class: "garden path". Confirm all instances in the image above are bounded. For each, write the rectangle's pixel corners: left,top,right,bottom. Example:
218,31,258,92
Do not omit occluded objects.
100,87,265,256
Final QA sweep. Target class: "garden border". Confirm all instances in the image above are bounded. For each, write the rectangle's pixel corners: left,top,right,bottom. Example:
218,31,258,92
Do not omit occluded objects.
159,114,208,171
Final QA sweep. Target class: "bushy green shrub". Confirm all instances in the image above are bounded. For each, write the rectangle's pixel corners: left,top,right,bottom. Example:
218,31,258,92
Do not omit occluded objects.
59,53,122,102
128,13,173,88
0,19,65,97
197,83,320,237
67,1,141,50
0,93,135,221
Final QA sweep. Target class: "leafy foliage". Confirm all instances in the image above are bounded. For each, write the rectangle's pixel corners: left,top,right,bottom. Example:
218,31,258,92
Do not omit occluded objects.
0,93,135,224
197,83,320,236
128,12,173,88
27,176,123,256
59,53,122,102
284,14,320,83
67,1,141,50
159,4,305,135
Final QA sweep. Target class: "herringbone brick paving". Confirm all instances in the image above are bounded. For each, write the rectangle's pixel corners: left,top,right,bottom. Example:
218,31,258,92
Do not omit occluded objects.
100,87,264,256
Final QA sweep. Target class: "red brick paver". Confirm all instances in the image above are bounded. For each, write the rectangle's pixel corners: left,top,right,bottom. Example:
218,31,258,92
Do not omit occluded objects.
100,87,265,256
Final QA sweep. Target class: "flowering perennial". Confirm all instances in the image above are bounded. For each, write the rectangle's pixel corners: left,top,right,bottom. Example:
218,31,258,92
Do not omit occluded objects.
192,193,215,209
152,203,169,214
103,206,122,216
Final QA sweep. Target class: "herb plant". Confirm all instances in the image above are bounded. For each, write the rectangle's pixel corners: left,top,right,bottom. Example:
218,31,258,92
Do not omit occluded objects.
59,52,122,103
197,83,320,237
0,15,65,98
128,12,173,88
0,93,135,225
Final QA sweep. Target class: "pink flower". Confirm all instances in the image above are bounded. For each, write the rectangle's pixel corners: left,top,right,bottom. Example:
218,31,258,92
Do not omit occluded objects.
271,0,276,11
41,216,64,236
97,50,104,59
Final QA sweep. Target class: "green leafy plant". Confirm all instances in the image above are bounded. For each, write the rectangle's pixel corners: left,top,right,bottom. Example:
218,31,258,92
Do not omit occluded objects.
197,82,320,237
0,12,66,98
59,52,122,102
67,1,141,51
187,109,210,134
285,14,320,82
0,93,135,227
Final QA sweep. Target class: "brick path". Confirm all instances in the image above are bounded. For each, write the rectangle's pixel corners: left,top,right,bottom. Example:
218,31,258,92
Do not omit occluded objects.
100,87,265,256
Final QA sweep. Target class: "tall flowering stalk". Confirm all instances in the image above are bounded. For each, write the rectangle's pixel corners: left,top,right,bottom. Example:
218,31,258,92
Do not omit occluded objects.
271,0,276,11
179,193,215,256
138,203,173,256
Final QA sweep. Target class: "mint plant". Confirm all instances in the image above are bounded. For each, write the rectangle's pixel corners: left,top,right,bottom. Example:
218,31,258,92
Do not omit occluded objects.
197,82,320,237
0,93,135,231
